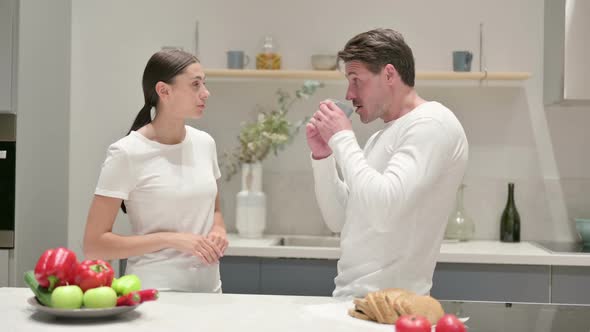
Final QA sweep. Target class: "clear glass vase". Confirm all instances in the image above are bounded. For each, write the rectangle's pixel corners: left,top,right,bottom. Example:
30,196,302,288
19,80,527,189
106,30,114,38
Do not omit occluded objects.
235,162,266,238
445,184,475,241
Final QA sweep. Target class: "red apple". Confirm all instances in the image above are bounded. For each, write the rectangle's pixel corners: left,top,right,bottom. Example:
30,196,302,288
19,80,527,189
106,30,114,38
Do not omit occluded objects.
435,314,466,332
395,315,432,332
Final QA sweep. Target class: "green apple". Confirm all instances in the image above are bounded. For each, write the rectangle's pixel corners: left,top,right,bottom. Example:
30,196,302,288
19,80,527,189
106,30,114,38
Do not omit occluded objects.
83,286,117,308
51,285,83,309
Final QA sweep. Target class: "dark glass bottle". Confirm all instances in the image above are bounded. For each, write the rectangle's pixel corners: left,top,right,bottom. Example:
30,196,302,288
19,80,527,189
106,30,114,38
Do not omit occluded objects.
500,182,521,242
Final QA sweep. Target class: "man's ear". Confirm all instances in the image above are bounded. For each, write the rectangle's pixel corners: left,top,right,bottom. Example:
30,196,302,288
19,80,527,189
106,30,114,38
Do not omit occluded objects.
383,64,398,84
155,81,170,100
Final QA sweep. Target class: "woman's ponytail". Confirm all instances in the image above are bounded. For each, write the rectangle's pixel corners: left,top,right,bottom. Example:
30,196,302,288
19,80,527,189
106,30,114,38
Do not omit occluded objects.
126,103,152,135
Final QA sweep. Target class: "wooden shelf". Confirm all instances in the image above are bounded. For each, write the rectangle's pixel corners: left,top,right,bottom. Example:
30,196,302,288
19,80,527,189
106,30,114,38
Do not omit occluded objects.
204,69,531,81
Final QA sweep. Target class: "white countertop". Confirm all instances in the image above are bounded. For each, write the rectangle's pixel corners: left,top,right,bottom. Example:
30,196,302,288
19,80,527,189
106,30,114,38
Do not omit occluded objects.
2,287,391,332
225,234,590,266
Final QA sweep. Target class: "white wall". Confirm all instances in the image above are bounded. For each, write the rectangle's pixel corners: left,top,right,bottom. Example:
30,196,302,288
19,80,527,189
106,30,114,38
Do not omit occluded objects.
0,0,15,112
11,0,71,286
66,0,586,258
546,104,590,226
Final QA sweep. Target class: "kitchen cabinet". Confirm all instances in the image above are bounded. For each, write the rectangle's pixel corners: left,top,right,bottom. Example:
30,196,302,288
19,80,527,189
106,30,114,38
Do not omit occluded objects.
260,258,337,296
220,257,337,296
0,250,9,286
219,256,261,294
544,0,590,104
550,266,590,304
0,0,16,113
431,263,551,303
221,258,556,303
121,255,335,295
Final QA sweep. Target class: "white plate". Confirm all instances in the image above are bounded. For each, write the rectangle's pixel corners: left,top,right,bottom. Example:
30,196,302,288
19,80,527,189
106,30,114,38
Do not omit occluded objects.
27,297,140,318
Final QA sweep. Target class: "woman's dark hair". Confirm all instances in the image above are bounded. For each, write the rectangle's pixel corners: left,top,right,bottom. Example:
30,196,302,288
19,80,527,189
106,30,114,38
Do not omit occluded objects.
121,49,199,213
337,28,416,87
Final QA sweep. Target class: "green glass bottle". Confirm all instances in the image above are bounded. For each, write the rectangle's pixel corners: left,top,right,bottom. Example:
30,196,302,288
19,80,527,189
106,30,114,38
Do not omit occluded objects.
500,182,521,242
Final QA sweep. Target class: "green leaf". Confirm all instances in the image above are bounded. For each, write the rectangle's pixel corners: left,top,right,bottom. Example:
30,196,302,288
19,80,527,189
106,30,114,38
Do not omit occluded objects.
221,80,324,181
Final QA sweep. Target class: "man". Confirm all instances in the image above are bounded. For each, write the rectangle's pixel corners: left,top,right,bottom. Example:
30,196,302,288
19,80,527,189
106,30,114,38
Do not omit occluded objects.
306,28,468,298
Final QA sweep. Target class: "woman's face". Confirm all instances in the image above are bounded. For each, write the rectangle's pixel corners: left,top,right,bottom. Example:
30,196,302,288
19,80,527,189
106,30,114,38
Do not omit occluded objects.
167,62,210,119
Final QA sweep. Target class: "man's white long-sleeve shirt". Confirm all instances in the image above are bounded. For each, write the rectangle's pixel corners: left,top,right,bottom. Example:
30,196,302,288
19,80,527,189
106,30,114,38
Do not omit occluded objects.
311,101,468,299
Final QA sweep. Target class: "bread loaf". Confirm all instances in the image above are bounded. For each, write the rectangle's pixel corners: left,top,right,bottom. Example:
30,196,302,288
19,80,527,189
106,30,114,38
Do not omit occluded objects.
347,288,445,325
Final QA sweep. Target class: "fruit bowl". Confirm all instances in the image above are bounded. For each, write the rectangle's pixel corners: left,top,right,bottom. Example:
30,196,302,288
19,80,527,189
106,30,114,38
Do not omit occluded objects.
27,297,140,318
25,248,155,319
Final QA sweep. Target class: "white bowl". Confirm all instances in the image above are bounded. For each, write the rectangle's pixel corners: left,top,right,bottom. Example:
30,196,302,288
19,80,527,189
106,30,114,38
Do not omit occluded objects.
311,54,338,70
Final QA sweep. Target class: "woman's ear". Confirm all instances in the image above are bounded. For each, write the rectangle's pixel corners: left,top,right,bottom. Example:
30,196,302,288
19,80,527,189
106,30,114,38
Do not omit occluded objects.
155,81,170,100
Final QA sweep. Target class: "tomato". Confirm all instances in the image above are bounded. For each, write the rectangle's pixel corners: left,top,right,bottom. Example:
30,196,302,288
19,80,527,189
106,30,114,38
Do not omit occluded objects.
435,314,466,332
395,315,432,332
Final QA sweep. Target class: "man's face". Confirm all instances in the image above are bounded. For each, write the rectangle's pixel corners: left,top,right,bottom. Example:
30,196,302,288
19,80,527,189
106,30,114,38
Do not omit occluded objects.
344,61,388,124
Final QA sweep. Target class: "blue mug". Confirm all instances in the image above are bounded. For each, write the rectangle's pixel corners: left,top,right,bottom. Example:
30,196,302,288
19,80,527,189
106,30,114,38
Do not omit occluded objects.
327,99,354,118
453,51,473,72
227,50,250,69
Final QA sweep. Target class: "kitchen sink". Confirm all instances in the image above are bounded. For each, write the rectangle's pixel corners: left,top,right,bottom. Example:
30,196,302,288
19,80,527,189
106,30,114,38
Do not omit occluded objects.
274,235,340,248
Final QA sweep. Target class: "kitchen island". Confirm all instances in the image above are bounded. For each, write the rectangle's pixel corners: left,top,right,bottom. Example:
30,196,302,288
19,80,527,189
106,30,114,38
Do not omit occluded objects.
2,287,590,331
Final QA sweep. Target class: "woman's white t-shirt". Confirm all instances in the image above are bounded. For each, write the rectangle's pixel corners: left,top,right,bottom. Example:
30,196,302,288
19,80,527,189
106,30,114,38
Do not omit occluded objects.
95,125,222,292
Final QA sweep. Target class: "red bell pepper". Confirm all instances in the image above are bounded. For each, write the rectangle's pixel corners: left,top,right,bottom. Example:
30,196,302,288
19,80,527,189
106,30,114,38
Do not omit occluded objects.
137,289,159,303
116,292,141,306
74,259,115,292
34,247,79,291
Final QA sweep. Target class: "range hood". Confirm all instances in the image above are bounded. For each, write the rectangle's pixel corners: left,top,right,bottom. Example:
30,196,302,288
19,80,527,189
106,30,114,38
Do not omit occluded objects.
544,0,590,105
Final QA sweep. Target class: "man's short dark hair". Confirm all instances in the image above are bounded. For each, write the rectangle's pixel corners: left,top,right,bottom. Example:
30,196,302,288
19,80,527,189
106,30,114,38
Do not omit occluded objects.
338,28,415,87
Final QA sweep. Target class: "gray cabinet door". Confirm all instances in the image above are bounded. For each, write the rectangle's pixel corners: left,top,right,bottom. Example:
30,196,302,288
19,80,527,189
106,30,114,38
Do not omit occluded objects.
551,266,590,305
221,257,337,296
0,0,15,113
220,256,261,294
260,258,337,296
432,263,551,303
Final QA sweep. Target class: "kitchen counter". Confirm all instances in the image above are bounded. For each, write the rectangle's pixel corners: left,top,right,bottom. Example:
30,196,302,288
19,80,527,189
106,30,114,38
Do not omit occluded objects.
3,287,590,331
225,234,590,266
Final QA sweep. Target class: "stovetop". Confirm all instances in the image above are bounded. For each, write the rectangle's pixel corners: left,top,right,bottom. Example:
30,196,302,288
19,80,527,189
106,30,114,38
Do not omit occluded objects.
535,241,590,254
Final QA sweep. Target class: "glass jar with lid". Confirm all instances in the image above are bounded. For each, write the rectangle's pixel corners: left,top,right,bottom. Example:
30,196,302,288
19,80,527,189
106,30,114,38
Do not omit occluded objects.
256,35,281,70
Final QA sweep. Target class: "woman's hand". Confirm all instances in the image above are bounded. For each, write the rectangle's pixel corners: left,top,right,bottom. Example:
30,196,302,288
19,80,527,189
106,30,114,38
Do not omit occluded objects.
172,233,222,264
207,226,228,256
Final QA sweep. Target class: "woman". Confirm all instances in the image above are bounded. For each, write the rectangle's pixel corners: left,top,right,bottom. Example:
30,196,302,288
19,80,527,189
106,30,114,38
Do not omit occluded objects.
83,49,228,292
